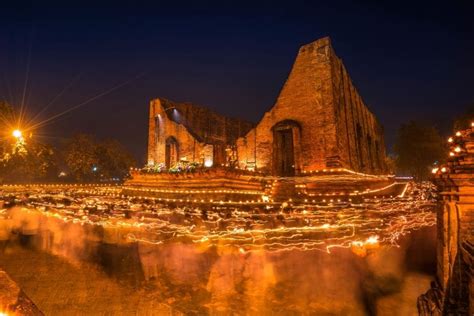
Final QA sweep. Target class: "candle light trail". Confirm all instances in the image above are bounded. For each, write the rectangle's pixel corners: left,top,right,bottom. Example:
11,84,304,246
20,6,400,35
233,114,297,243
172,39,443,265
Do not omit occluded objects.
0,181,436,256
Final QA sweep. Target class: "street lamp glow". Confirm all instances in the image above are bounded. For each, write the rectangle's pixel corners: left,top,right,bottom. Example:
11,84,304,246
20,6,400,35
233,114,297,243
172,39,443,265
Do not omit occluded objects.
12,129,22,138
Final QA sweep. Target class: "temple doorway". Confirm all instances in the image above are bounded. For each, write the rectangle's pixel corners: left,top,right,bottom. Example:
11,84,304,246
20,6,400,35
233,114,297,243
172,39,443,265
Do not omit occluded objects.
165,137,179,168
275,128,294,176
273,120,300,176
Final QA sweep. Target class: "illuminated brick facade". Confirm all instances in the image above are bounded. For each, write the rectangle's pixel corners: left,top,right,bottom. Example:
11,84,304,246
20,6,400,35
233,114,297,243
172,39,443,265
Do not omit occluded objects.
147,37,387,175
147,98,252,168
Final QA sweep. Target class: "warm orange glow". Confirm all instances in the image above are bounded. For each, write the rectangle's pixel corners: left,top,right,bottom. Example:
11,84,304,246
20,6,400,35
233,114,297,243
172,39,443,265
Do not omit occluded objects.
12,129,22,138
0,182,436,256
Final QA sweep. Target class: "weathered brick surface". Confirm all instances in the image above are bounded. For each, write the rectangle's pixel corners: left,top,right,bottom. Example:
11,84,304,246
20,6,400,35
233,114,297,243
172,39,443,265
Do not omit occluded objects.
330,47,387,173
419,125,474,315
236,37,386,174
147,37,387,175
147,98,253,167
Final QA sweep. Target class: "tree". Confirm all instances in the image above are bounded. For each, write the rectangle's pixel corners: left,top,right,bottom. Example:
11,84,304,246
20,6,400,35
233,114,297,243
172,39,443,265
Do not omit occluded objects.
62,134,135,181
0,140,57,182
0,100,16,154
394,121,446,181
384,155,396,174
63,134,98,181
453,103,474,131
96,139,136,179
0,100,58,183
0,100,136,182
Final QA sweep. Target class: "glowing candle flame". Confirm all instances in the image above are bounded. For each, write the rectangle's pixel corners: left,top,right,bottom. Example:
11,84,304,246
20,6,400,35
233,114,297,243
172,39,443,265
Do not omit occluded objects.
366,235,379,244
12,129,22,138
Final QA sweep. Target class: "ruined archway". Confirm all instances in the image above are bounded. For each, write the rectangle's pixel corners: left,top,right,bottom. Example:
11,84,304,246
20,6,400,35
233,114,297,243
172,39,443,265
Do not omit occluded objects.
165,136,179,168
272,120,301,176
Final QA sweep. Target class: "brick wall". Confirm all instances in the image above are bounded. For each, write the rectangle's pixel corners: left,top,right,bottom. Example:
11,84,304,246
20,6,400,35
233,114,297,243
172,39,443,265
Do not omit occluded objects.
147,98,253,166
236,37,386,174
419,126,474,315
330,49,387,173
147,37,387,175
147,98,205,165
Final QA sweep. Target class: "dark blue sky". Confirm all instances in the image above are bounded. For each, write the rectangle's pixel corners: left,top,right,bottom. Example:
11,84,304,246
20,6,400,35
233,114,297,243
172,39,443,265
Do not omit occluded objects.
1,1,473,162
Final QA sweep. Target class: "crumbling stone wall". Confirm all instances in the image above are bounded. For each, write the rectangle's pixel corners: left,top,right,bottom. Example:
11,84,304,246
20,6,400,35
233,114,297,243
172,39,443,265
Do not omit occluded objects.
236,37,386,174
147,98,253,166
147,98,205,165
166,100,253,144
330,50,387,174
148,37,387,175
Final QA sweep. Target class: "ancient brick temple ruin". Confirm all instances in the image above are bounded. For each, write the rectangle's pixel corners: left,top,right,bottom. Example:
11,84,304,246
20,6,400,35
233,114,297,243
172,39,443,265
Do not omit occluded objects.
147,98,253,169
128,37,394,202
418,125,474,315
146,37,387,175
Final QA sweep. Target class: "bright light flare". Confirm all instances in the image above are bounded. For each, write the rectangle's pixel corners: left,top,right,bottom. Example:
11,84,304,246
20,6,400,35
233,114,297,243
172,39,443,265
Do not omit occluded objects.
12,129,22,138
366,235,379,244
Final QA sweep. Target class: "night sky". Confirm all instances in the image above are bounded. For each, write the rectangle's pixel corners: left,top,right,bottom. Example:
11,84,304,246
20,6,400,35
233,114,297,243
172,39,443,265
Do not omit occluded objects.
1,1,473,162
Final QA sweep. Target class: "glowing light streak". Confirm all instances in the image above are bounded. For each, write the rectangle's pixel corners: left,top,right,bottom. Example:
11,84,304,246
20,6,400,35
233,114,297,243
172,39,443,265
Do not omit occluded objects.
398,183,409,198
0,182,436,254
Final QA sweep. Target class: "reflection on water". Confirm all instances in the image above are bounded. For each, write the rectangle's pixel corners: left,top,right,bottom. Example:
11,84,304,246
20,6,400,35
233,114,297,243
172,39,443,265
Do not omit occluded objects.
0,183,437,315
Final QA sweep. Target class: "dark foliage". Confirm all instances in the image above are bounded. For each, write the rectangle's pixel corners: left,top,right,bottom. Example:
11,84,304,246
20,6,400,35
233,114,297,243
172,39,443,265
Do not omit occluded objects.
394,121,446,181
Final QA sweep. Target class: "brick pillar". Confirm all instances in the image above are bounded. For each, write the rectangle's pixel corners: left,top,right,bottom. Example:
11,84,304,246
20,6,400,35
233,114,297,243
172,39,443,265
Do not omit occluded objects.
419,124,474,315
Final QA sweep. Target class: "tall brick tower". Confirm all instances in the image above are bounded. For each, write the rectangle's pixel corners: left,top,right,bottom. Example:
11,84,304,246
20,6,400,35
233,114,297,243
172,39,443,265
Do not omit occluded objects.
236,37,387,175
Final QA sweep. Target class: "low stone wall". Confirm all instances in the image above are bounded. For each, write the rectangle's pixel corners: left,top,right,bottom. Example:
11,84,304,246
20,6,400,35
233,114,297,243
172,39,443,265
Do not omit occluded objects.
0,268,43,315
125,167,267,202
126,167,396,204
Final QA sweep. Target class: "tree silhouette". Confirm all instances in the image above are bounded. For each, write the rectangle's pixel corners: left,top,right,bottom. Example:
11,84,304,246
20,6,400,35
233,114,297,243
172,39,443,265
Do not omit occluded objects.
394,121,446,181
